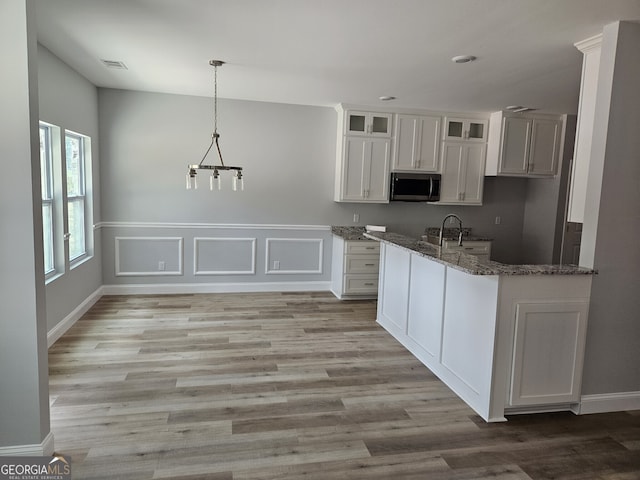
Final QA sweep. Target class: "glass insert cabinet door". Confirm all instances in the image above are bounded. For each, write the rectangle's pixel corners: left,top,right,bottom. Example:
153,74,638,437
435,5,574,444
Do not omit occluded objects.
444,117,487,141
345,111,393,137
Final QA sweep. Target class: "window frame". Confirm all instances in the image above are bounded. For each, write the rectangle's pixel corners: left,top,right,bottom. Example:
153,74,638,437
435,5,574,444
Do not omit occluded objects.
39,123,56,277
65,130,89,265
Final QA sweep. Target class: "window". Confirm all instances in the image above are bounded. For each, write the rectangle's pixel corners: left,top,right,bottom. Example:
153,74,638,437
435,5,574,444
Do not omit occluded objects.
39,123,92,279
65,132,88,262
39,124,55,275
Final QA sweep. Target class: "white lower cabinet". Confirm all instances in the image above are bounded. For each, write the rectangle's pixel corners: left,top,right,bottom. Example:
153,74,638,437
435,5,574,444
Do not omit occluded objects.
331,237,380,299
440,268,500,417
378,244,411,333
375,241,593,422
441,239,492,261
407,255,445,363
509,301,589,406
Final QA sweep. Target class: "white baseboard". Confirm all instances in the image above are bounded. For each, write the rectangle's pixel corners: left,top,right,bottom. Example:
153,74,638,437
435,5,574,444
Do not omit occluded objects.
0,432,55,456
101,281,332,296
578,391,640,415
47,287,104,348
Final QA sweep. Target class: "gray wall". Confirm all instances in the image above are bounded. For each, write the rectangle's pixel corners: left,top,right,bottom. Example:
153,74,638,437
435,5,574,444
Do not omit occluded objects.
0,0,50,450
38,45,102,331
98,88,528,268
581,21,640,395
521,115,576,264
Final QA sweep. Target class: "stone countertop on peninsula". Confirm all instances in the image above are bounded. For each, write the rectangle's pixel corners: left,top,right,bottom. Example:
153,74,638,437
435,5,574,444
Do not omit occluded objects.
363,231,595,276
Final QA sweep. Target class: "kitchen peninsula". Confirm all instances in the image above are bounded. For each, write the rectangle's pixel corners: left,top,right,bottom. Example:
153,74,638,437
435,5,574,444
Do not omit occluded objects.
364,230,594,422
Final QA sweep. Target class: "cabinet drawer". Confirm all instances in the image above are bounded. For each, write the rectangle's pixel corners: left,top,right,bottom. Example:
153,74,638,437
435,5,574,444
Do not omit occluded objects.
344,255,380,274
344,274,379,294
443,240,491,257
346,241,380,255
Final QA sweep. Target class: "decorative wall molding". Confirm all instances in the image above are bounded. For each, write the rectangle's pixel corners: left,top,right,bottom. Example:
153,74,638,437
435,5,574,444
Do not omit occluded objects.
115,236,183,276
47,286,103,348
194,237,256,275
102,281,331,295
265,238,324,274
0,432,55,456
99,221,331,231
578,391,640,415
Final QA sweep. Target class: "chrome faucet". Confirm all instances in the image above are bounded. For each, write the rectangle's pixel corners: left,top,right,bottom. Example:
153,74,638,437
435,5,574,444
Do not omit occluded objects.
439,214,463,247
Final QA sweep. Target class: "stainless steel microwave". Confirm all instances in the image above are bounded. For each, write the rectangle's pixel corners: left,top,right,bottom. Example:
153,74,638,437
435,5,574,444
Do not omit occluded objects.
390,172,441,202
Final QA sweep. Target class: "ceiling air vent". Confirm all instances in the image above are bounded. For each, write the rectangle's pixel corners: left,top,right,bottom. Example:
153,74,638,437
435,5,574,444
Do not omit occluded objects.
100,59,128,70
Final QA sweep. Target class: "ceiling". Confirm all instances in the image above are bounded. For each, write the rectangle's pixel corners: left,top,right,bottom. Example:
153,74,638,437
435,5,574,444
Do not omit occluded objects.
34,0,640,114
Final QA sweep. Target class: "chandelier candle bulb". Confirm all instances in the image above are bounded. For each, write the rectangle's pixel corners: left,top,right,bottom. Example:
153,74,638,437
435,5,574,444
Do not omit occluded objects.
233,171,244,191
186,173,198,190
210,171,221,191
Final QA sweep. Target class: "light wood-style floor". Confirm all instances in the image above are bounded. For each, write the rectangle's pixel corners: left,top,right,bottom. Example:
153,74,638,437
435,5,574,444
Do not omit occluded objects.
49,292,640,479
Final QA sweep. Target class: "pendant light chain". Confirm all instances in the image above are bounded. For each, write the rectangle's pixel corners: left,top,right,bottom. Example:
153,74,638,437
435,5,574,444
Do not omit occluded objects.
212,60,225,167
213,62,218,136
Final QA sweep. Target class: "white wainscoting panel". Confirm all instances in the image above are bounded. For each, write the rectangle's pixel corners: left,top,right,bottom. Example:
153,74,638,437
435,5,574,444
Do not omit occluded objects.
194,237,256,275
115,237,183,276
265,238,324,274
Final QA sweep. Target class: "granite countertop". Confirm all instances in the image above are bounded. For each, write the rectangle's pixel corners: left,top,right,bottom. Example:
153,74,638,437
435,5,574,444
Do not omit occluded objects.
363,231,595,276
331,226,371,241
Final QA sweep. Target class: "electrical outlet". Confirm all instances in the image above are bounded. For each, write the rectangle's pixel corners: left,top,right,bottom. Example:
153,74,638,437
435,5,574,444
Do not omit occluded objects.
353,213,360,223
495,216,501,225
273,260,280,270
158,261,165,271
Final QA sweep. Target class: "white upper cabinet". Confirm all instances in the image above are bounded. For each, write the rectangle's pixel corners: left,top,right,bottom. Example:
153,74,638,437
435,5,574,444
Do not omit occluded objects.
337,136,391,203
486,111,563,177
529,118,562,175
439,142,485,205
335,106,392,203
444,117,488,142
393,114,441,172
345,111,393,137
498,116,531,174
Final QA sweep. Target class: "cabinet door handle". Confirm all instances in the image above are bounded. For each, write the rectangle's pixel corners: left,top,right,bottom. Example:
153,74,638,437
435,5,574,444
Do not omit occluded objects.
365,247,375,250
365,263,375,266
364,282,375,286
